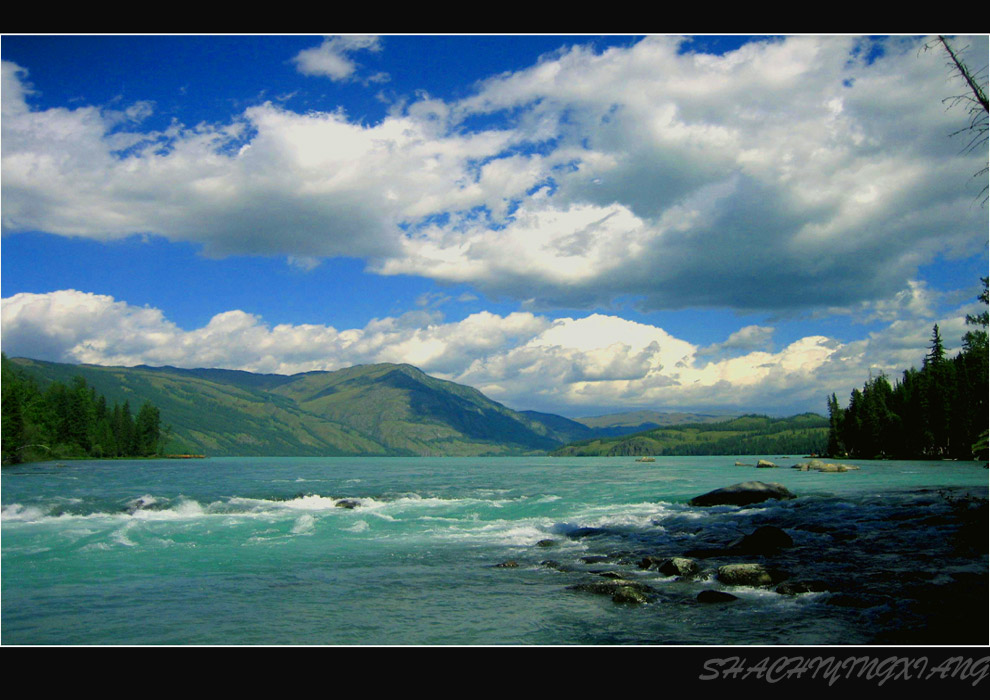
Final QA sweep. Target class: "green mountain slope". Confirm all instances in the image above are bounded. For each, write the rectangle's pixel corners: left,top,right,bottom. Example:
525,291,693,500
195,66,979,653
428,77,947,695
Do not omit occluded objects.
551,413,829,457
6,359,566,457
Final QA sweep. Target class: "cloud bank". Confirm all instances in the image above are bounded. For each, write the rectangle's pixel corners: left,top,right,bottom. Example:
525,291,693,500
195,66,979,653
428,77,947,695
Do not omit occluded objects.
2,290,975,416
3,36,986,314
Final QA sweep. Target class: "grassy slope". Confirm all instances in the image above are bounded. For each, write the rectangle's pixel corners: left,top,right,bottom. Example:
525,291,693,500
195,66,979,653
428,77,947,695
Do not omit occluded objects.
8,359,564,457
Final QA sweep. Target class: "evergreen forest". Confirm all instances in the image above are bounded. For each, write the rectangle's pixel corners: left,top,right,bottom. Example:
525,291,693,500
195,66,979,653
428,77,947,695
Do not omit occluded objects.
826,278,989,460
1,354,166,464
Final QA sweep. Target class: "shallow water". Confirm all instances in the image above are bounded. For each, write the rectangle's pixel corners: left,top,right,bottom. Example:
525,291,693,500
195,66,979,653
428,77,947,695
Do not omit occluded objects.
2,456,987,645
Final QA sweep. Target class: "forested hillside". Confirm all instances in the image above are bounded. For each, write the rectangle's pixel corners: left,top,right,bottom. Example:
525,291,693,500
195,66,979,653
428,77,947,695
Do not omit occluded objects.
1,354,165,463
550,413,829,457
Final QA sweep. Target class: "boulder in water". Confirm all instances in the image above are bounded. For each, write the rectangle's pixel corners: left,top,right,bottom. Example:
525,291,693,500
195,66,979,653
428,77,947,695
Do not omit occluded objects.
688,481,796,507
641,556,700,577
716,563,786,587
730,525,794,554
698,589,739,603
568,579,658,604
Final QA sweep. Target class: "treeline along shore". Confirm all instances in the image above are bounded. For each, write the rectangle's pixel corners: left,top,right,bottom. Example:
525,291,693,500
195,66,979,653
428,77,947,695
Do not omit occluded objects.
825,279,989,461
1,354,168,464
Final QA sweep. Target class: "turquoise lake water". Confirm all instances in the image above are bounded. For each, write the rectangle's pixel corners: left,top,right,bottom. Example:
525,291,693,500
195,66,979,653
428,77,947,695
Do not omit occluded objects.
2,455,987,645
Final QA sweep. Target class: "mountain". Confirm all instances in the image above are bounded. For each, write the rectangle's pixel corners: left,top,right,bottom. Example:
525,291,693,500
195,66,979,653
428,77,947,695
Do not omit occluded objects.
551,413,829,457
573,410,738,437
5,358,567,457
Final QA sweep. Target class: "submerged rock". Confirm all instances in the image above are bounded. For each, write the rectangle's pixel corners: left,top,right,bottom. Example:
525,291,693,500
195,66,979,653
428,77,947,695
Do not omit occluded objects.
730,525,794,554
597,570,629,580
792,460,860,472
697,590,739,603
567,527,609,539
494,560,520,568
716,563,786,587
335,499,361,509
688,481,796,507
581,555,614,564
536,539,557,548
776,580,830,595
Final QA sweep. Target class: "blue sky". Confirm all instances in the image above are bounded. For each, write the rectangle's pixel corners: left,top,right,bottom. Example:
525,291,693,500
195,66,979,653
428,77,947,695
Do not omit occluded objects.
2,34,987,417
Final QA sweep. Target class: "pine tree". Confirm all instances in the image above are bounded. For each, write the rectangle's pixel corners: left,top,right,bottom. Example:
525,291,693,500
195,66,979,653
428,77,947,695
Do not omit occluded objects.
925,324,946,368
135,401,161,456
826,392,845,456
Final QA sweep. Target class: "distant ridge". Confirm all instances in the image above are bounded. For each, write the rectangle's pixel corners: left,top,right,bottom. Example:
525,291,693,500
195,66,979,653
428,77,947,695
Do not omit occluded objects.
552,413,829,457
573,409,738,437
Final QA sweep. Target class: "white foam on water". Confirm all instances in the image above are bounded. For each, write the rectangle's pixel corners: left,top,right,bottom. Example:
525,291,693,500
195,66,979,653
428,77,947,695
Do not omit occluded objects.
421,517,555,546
291,513,316,535
285,495,340,510
81,541,112,551
128,494,158,509
345,520,369,533
111,524,138,547
130,497,206,520
1,503,49,522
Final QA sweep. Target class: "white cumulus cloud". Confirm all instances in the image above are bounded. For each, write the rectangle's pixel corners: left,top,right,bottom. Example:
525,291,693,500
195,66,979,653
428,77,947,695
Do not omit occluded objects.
292,35,386,82
4,289,977,416
2,35,987,314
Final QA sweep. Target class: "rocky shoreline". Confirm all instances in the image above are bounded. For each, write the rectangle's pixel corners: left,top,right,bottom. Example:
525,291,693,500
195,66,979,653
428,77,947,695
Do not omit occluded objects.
492,480,989,644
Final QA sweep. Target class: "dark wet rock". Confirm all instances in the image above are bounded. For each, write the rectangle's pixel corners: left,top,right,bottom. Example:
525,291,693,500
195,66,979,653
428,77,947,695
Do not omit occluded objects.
581,555,614,564
539,559,575,572
952,502,989,554
775,580,830,595
567,527,609,539
683,546,732,558
335,499,361,509
652,557,701,578
126,497,152,514
597,570,629,580
494,560,519,568
536,539,557,548
612,586,651,604
716,563,787,587
730,525,794,554
639,555,665,570
688,481,796,507
568,579,658,604
697,590,739,603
